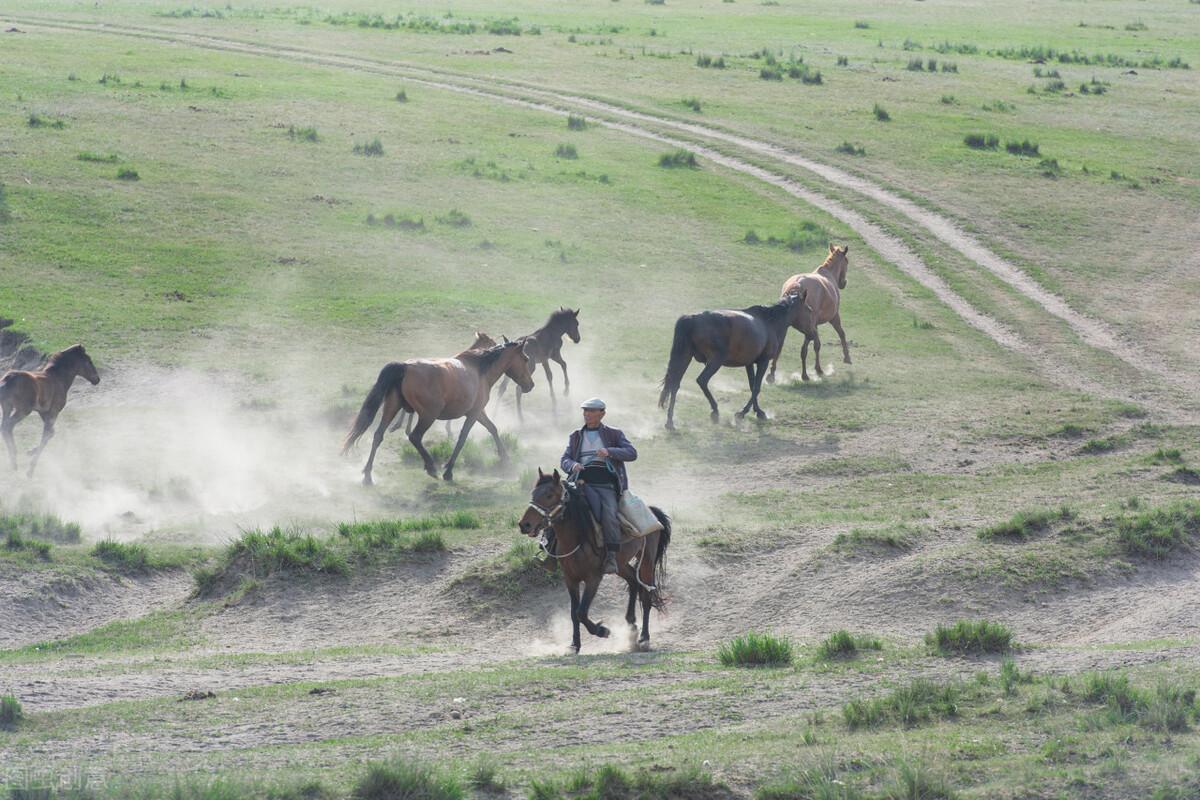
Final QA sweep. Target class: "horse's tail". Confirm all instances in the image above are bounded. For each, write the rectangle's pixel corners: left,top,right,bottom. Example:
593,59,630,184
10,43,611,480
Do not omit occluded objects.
341,362,406,454
649,506,672,611
658,316,695,408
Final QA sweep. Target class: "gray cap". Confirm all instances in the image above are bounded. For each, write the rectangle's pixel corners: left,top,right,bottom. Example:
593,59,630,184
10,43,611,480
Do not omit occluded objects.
580,397,606,410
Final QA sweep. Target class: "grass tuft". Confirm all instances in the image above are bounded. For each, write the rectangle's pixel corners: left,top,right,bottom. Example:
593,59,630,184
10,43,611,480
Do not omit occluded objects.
872,103,890,121
352,759,463,800
287,125,319,142
0,511,81,544
1115,501,1200,559
835,142,865,156
117,167,140,181
978,506,1071,541
554,143,578,159
718,632,793,667
926,620,1013,655
353,138,384,157
658,149,698,169
964,133,999,150
92,539,150,572
0,695,22,729
817,629,883,660
566,113,587,130
77,151,119,163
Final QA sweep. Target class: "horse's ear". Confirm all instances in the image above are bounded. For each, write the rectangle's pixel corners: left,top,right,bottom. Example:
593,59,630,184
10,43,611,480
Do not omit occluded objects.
828,242,835,253
552,469,561,483
573,308,580,316
502,335,510,344
538,467,545,479
843,244,849,254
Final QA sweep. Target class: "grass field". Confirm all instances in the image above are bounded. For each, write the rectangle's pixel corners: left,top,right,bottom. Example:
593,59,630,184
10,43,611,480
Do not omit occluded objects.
1,1,1199,798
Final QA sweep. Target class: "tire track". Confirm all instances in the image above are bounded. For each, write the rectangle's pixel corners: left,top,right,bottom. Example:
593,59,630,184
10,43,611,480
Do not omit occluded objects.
8,16,1187,411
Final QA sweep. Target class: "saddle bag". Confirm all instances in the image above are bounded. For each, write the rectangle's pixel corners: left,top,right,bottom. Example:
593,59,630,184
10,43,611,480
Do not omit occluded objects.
618,490,664,537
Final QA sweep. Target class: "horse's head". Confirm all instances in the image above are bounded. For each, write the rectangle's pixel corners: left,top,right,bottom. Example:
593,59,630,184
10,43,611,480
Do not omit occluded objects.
61,344,100,385
469,331,497,350
555,307,582,344
519,468,565,536
784,287,816,334
502,340,536,393
827,243,849,290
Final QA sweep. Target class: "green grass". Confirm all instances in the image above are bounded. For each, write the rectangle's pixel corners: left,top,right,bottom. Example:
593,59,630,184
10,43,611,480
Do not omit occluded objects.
816,629,883,660
529,764,727,800
718,632,794,667
352,758,463,800
977,506,1071,541
0,511,81,544
91,539,151,572
1115,501,1200,559
926,620,1013,655
0,694,22,729
843,678,962,730
657,149,699,169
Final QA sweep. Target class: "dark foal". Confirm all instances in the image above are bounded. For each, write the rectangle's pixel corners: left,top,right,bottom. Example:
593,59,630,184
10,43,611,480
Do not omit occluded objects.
496,307,580,421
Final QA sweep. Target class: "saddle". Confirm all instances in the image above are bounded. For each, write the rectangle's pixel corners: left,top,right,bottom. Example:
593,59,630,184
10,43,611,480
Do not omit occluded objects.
561,482,661,553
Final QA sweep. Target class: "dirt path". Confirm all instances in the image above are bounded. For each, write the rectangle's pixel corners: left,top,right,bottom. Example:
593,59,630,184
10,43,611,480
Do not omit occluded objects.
7,15,1196,421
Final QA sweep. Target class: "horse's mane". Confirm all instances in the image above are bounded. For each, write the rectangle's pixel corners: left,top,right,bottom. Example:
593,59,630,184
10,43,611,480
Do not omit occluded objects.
45,345,85,371
458,342,511,372
743,297,794,322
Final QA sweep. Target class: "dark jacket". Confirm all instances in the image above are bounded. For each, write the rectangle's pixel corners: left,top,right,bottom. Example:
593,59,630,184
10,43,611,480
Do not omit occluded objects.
561,424,637,492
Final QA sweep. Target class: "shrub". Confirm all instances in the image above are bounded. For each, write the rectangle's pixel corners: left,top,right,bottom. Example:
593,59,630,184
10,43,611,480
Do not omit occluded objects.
352,759,464,800
1116,501,1200,559
817,629,882,660
436,208,472,227
27,113,66,129
554,143,578,159
287,125,318,142
0,695,22,729
353,138,384,156
836,141,865,156
926,620,1013,654
566,113,587,130
658,149,698,168
92,539,150,572
0,512,81,544
1005,139,1040,156
873,103,890,121
964,133,999,150
718,632,793,666
117,168,140,181
978,506,1070,541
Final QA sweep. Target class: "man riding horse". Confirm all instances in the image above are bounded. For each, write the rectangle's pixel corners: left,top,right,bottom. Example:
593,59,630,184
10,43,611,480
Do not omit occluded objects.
560,397,637,575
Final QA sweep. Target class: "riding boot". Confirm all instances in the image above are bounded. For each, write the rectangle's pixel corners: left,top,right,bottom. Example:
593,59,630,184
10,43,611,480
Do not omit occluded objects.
603,546,619,575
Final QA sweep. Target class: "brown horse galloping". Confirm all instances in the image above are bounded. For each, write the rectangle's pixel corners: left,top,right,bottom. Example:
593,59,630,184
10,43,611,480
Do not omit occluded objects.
342,340,534,484
518,468,671,653
658,292,811,430
495,307,581,421
0,344,100,477
390,332,497,437
769,244,851,384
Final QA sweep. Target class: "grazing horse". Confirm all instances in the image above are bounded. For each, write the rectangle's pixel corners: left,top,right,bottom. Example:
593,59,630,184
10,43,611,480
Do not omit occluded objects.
496,307,581,421
518,468,670,653
768,244,851,384
0,344,100,477
390,332,497,437
342,340,534,484
658,293,811,430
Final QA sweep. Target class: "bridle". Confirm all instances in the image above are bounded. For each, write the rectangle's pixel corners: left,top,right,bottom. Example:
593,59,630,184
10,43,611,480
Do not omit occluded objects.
526,486,582,559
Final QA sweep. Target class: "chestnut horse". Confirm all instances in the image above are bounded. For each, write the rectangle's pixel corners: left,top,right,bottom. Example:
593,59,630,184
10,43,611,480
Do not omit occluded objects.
768,244,850,383
342,340,534,484
0,344,100,477
391,332,497,437
495,307,581,421
519,468,671,653
658,292,811,430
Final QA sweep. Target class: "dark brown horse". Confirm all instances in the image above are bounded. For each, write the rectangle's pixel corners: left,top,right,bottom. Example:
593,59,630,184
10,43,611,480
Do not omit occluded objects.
0,344,100,477
658,292,811,430
342,340,534,484
495,307,580,421
769,244,850,383
390,332,497,437
518,468,670,653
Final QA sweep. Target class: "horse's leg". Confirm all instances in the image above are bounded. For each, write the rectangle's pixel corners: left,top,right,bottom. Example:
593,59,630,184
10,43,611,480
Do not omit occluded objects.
567,580,582,653
766,348,780,385
444,420,453,439
625,578,638,630
515,386,524,424
407,415,439,479
800,334,813,382
541,360,557,414
577,577,610,639
831,313,851,364
474,410,508,465
26,411,56,478
750,356,771,419
551,353,570,396
0,406,25,471
811,328,825,378
695,360,723,424
442,415,478,481
361,393,402,486
388,409,406,434
736,365,757,419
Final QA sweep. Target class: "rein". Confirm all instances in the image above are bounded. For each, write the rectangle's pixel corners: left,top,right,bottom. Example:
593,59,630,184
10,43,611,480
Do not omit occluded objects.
527,494,583,559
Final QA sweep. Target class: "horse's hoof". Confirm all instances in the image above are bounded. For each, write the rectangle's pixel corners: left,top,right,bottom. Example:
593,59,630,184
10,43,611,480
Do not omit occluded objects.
801,373,811,382
569,644,581,655
637,640,651,652
664,421,675,432
595,625,610,639
709,412,720,424
361,476,374,487
844,356,852,364
756,410,768,420
442,471,454,482
766,374,775,385
734,411,746,421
